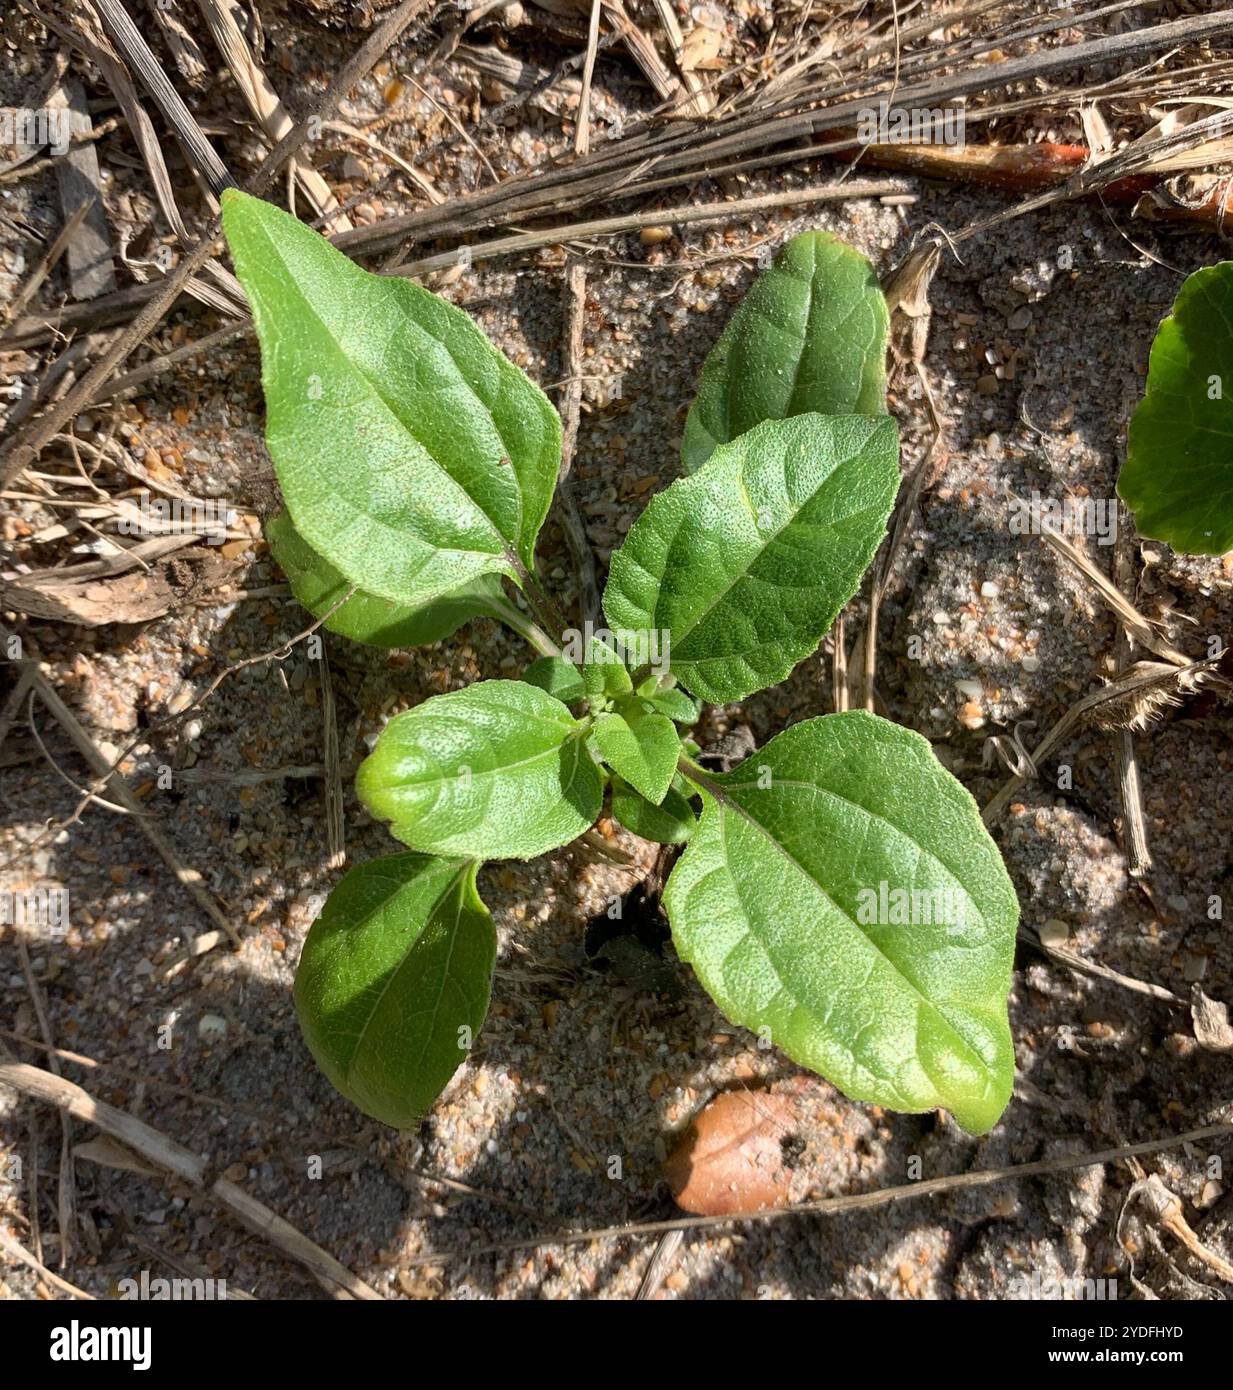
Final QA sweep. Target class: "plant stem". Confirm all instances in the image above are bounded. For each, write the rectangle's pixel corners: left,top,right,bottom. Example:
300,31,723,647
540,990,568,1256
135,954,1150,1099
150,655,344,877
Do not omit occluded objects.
676,753,712,787
482,594,562,659
507,555,576,655
523,569,573,647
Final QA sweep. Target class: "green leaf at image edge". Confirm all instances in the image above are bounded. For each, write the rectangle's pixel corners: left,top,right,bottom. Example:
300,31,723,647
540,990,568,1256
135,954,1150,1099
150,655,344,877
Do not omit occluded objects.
357,679,603,860
267,509,503,647
295,852,495,1129
682,230,889,473
665,711,1017,1134
222,189,561,607
1118,260,1233,555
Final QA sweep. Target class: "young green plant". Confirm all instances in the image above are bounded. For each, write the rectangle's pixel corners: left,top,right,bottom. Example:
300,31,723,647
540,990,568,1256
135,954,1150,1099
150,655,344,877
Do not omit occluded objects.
222,190,1020,1136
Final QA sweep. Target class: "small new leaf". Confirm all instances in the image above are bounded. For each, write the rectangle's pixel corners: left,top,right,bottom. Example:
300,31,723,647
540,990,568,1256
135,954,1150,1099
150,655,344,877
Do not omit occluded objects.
582,635,633,698
592,710,681,805
665,712,1017,1134
604,413,899,705
683,231,889,472
636,684,701,725
356,680,602,859
295,853,495,1128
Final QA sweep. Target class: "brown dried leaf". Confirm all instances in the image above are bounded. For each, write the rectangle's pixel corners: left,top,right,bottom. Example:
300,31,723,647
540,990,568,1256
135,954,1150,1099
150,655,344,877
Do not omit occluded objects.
679,24,724,72
1,570,176,626
1,549,238,627
74,1134,161,1177
1192,984,1233,1053
664,1087,798,1215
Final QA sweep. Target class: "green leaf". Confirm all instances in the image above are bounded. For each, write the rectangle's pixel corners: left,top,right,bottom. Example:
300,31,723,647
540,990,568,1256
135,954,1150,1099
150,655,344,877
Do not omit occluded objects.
222,189,561,607
267,509,503,647
1118,261,1233,555
592,709,681,804
664,711,1017,1135
294,852,495,1128
522,655,585,703
633,684,701,726
356,679,602,859
683,231,889,473
582,635,633,699
611,776,696,844
604,413,899,705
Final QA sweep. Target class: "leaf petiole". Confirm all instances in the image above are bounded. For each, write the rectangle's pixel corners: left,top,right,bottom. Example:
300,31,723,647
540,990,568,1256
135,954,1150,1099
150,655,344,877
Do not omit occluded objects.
507,553,575,657
479,591,564,660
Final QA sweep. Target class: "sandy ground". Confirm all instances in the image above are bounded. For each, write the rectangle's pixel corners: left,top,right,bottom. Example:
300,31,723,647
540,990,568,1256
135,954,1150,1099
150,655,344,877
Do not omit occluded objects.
2,2,1232,1300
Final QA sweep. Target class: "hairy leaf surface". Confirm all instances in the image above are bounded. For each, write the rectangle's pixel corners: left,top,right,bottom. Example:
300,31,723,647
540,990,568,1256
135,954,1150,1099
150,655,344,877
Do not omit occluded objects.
592,710,680,805
604,414,899,704
629,683,701,726
267,509,503,647
223,189,561,606
582,636,633,698
683,231,889,472
522,655,585,703
611,777,697,844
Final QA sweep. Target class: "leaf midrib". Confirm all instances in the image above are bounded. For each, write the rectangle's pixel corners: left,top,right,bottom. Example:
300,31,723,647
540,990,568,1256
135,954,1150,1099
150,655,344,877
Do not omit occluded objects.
340,859,472,1082
389,722,587,793
659,434,881,659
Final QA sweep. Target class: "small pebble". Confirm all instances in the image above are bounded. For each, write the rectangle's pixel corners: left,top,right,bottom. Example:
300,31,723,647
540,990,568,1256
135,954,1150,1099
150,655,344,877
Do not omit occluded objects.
198,1013,228,1042
1039,919,1069,948
1198,1179,1224,1209
1181,953,1207,983
958,701,985,730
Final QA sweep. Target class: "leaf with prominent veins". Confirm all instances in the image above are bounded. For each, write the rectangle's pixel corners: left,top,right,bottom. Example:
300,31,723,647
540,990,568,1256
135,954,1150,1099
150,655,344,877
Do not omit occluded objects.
356,680,603,860
295,852,496,1129
665,712,1017,1134
604,413,900,705
222,189,561,607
